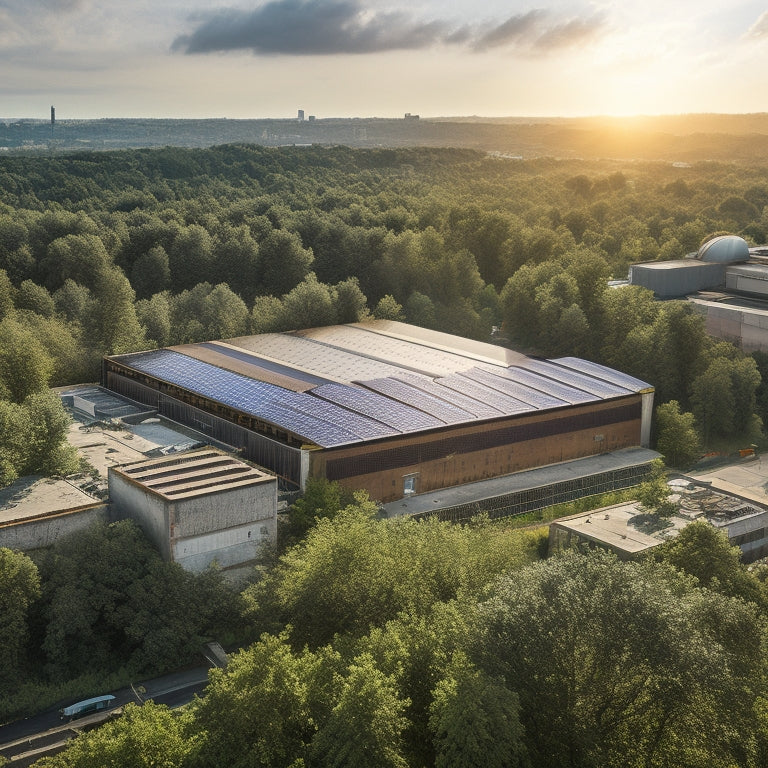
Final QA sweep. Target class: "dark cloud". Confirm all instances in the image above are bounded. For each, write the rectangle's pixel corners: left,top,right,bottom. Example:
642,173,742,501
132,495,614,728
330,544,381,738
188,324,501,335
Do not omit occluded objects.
474,10,546,51
474,9,606,53
172,0,608,57
172,0,456,55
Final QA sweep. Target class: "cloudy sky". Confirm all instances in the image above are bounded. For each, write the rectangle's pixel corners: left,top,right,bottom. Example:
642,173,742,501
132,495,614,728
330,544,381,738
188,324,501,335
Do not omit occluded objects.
2,0,768,119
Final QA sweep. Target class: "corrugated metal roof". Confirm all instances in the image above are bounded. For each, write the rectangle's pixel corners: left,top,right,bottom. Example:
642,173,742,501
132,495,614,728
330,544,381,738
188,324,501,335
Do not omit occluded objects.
108,321,652,448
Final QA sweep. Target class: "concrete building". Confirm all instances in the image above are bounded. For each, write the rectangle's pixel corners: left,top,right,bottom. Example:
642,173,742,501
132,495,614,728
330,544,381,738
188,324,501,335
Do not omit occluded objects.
549,477,768,562
109,448,277,575
0,477,108,552
1,386,278,579
103,321,655,505
629,235,768,352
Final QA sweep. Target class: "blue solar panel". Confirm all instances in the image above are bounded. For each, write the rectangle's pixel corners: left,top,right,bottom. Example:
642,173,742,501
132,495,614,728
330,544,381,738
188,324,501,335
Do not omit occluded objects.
436,374,535,416
551,357,651,393
360,377,476,424
501,367,598,405
396,373,504,419
517,360,631,399
462,368,568,410
118,350,394,446
312,382,443,432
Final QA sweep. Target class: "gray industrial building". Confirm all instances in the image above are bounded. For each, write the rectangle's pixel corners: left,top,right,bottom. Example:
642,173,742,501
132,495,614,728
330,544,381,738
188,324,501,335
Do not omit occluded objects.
109,448,277,575
1,387,278,578
629,235,768,352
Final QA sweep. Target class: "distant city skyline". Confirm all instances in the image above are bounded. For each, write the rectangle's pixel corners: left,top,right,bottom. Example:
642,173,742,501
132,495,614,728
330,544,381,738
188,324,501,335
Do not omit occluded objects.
1,0,768,120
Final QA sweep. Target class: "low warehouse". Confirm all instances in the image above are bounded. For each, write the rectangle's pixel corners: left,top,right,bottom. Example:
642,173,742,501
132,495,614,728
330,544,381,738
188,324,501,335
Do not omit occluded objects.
109,448,277,574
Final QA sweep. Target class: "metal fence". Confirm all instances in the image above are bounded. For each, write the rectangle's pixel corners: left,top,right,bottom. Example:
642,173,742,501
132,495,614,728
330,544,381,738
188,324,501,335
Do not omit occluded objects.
412,462,653,523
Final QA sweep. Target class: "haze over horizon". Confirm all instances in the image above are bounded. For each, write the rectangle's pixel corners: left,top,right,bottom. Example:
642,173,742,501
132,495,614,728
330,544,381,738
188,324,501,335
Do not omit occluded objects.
2,0,768,121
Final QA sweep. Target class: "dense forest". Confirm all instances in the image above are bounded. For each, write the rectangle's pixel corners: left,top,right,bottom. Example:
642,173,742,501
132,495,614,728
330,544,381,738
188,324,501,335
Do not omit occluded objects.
3,144,768,766
14,497,768,768
2,143,768,477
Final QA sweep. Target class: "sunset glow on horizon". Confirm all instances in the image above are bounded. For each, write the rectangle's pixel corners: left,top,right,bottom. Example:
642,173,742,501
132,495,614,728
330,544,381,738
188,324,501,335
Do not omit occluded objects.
1,0,768,120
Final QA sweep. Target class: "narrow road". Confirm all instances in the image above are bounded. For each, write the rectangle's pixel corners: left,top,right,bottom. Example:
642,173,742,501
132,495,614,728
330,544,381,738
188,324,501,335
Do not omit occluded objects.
0,665,210,764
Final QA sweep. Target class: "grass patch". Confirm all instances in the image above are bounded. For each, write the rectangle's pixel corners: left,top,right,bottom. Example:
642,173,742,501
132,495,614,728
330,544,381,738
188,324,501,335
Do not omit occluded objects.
485,488,638,530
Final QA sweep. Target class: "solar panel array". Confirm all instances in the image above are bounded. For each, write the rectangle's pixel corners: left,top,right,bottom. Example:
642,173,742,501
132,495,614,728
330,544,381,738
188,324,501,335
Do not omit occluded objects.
516,360,633,399
229,333,406,381
500,366,598,405
462,367,568,410
200,342,331,387
551,357,651,393
360,377,475,424
118,349,396,447
395,373,505,419
312,382,443,432
114,324,650,448
436,374,535,416
297,325,501,378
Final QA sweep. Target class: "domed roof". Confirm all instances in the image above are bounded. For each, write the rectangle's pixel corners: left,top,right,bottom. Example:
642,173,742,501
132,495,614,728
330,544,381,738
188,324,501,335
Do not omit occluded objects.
696,235,749,263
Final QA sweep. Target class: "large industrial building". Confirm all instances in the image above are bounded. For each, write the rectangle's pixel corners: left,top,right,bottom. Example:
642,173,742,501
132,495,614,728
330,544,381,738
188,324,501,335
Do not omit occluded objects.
103,321,654,504
630,235,768,352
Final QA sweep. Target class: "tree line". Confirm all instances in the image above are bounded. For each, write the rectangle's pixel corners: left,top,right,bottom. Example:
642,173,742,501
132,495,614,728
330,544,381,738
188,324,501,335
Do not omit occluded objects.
25,492,768,768
3,144,768,473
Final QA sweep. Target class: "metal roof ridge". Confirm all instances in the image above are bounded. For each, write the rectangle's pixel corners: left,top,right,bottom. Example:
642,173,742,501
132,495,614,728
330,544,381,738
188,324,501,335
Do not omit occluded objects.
347,319,527,368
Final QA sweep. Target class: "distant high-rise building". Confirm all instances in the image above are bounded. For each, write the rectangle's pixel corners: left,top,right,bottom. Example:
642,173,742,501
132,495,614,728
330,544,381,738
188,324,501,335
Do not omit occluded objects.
308,115,316,122
51,106,55,126
298,109,305,122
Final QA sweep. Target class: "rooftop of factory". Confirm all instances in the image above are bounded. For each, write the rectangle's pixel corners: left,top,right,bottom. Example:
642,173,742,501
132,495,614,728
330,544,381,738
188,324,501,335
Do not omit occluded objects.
107,320,653,450
550,476,768,558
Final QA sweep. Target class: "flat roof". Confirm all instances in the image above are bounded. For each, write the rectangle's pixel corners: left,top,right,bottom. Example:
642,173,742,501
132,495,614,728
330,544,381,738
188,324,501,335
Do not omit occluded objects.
107,321,652,450
0,477,102,525
110,448,274,502
551,475,768,556
632,260,718,271
551,502,688,554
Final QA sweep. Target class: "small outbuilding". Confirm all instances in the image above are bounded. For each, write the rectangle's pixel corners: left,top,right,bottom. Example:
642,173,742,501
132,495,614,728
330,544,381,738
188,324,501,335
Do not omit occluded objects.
109,448,277,575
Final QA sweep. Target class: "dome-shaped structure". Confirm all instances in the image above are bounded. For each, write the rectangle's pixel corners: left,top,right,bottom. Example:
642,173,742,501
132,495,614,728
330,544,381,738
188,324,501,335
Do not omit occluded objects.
696,235,749,263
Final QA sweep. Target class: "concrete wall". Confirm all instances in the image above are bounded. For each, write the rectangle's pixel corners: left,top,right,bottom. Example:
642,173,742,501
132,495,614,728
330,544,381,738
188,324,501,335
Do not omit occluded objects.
170,479,277,572
108,469,171,559
171,481,276,538
172,518,276,572
690,299,768,353
0,505,109,551
109,469,278,573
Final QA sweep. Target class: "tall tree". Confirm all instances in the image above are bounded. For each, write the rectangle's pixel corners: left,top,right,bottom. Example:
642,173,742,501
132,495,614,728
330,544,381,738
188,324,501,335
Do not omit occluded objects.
0,548,40,690
309,653,410,768
87,267,146,354
475,550,764,768
654,400,701,468
429,657,527,768
0,317,53,403
257,230,314,297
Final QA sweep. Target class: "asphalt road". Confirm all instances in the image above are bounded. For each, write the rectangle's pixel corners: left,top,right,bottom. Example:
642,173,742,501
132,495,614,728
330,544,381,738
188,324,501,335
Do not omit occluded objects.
0,665,210,753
